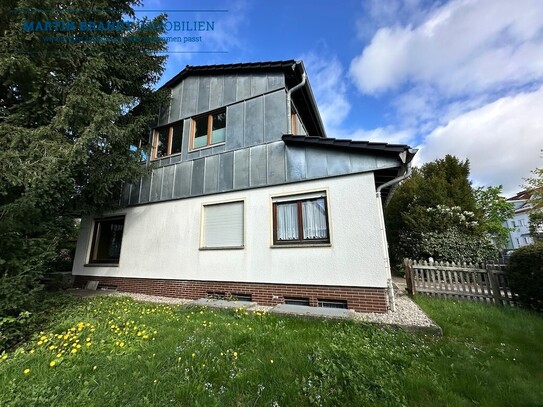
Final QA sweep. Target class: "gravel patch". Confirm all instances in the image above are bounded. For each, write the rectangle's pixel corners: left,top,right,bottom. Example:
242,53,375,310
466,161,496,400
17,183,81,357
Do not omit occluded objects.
109,291,192,306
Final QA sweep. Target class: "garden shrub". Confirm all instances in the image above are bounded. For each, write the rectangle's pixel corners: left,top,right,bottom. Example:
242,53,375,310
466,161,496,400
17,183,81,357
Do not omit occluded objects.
508,242,543,311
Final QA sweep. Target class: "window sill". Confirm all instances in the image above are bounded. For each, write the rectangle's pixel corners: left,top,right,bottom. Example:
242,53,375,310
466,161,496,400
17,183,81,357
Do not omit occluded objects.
84,263,119,267
150,152,182,162
271,243,332,249
190,142,225,153
199,246,244,251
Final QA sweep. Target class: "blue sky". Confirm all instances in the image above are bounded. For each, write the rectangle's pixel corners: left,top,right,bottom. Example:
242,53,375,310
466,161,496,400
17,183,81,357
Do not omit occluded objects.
137,0,543,196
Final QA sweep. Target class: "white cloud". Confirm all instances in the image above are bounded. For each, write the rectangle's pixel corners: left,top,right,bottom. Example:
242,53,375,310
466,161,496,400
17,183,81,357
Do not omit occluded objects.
350,0,543,96
418,87,543,196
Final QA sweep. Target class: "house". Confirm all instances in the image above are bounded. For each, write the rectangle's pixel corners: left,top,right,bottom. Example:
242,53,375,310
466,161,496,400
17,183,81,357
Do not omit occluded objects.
504,190,535,249
71,60,417,313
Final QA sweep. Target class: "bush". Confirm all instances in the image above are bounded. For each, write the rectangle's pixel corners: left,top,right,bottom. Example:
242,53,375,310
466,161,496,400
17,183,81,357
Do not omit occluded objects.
508,242,543,311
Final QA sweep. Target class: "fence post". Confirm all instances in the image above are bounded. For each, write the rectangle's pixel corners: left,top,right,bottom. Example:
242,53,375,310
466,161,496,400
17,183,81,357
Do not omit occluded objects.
487,267,502,306
404,258,415,296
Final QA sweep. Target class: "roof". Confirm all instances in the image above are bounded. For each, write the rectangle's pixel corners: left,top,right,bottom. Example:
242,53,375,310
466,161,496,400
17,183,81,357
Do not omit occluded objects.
161,60,326,138
506,190,532,202
282,135,417,163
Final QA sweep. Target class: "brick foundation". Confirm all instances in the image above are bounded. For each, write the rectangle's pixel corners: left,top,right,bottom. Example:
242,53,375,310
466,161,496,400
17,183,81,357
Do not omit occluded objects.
73,275,388,313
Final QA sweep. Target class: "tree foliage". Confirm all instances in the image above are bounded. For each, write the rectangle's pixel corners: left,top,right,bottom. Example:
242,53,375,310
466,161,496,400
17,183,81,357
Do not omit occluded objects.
0,0,167,318
385,155,499,263
473,185,514,248
508,241,543,312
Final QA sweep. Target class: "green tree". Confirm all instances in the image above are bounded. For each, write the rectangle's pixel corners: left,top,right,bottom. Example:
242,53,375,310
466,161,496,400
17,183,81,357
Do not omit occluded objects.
473,185,514,248
0,0,167,319
385,155,498,263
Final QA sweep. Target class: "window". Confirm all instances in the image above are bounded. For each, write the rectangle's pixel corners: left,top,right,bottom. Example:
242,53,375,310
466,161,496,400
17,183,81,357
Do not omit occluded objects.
89,217,125,264
152,122,183,159
284,297,310,306
318,299,348,309
201,201,244,248
272,192,330,245
191,109,226,149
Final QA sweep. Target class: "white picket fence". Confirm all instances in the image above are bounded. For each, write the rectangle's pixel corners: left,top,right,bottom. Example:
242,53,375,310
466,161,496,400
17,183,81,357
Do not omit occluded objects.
404,259,515,306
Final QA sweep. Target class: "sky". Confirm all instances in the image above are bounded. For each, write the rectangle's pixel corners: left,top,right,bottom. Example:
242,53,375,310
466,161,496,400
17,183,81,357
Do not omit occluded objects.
136,0,543,197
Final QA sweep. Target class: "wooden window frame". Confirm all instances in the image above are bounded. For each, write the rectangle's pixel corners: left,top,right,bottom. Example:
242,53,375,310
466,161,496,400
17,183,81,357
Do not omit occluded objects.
190,108,226,150
272,196,330,245
151,122,183,160
88,216,125,265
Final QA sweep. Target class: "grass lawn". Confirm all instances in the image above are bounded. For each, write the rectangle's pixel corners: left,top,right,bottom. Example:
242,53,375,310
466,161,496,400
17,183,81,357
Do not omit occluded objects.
1,294,542,406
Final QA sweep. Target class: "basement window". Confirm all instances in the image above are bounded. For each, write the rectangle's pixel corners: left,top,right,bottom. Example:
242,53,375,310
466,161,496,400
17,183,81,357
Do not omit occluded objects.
230,293,252,302
89,216,125,265
284,297,310,306
317,299,348,309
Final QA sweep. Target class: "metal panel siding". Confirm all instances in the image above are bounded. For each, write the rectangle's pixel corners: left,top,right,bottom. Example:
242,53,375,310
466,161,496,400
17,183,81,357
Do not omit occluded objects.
251,74,267,96
225,103,244,150
209,76,224,110
267,72,285,91
199,147,214,158
306,148,328,178
211,145,226,155
350,154,377,172
285,146,307,182
218,151,234,192
150,167,164,201
181,120,191,161
327,151,352,176
236,75,251,101
173,161,192,198
233,149,249,189
129,180,141,205
204,155,219,194
250,145,267,187
161,165,175,200
187,150,201,161
181,77,199,118
139,173,152,203
267,142,286,184
244,97,264,147
264,91,287,142
223,75,237,105
191,158,205,196
197,76,210,113
170,154,182,164
169,83,182,122
157,102,170,126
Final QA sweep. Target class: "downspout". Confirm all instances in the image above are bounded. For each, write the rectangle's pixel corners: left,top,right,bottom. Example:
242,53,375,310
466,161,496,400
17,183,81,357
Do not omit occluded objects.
286,63,307,134
376,161,413,312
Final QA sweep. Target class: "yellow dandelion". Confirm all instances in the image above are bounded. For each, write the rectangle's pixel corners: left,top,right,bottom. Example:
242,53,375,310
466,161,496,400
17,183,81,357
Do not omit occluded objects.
40,335,47,341
37,341,43,346
137,332,142,337
119,342,125,347
86,342,92,347
29,349,35,354
56,353,62,358
233,352,238,357
191,353,195,358
93,365,97,370
24,368,31,375
71,348,77,354
2,354,8,360
270,359,274,364
49,360,56,367
142,335,149,340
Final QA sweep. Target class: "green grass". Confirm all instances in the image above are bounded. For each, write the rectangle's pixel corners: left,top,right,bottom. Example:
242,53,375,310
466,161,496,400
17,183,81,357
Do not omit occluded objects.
0,295,542,406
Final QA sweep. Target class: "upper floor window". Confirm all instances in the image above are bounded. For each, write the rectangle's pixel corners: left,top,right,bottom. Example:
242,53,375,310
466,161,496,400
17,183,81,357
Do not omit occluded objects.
272,192,330,245
152,122,183,159
191,109,226,150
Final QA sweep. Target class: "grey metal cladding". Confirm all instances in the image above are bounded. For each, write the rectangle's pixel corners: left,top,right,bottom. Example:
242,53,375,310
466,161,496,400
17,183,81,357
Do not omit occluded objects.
349,153,377,172
157,98,170,126
170,154,182,164
169,83,182,122
161,165,175,200
306,148,328,178
173,161,192,198
150,166,164,201
187,150,201,161
250,144,267,187
204,155,219,194
211,144,226,155
233,148,249,189
181,120,191,161
267,72,285,91
285,146,307,182
223,75,237,105
267,142,286,184
251,74,267,96
264,91,287,142
181,76,199,118
326,150,352,176
209,76,224,110
129,179,141,206
199,147,214,158
191,158,205,196
218,151,234,192
244,97,264,147
236,75,251,101
225,103,244,150
139,173,152,203
197,76,210,113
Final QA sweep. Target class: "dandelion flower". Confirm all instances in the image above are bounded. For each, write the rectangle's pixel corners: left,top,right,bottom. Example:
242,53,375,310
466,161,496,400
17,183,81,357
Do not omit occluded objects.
71,349,77,354
119,342,125,348
24,368,30,375
270,359,274,364
49,360,56,367
93,366,97,370
191,353,195,358
1,354,7,360
56,353,62,358
233,352,238,357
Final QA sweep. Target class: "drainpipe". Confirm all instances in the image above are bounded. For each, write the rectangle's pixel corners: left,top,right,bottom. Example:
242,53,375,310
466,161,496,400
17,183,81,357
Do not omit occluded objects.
286,63,306,134
375,162,413,312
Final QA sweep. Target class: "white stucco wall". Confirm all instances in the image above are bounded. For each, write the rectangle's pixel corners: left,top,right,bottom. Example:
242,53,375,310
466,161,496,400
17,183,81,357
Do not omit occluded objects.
72,172,388,288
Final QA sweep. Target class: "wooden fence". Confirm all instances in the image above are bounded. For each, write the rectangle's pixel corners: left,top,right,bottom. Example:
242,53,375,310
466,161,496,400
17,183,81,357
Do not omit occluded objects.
404,259,516,306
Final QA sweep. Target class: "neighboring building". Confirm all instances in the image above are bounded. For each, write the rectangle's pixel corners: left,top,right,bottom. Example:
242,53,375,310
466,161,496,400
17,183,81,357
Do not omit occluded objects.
504,190,534,249
72,60,416,313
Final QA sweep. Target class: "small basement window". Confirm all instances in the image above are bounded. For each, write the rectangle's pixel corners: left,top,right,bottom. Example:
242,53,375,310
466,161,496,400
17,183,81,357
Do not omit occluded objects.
89,216,125,265
230,293,252,302
207,291,226,300
284,297,310,306
317,299,348,309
